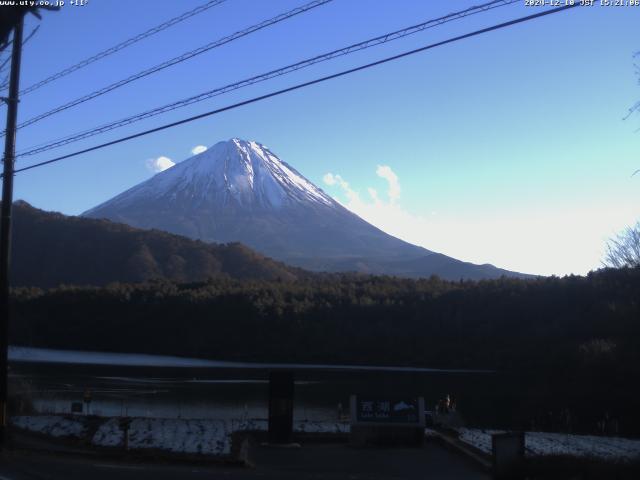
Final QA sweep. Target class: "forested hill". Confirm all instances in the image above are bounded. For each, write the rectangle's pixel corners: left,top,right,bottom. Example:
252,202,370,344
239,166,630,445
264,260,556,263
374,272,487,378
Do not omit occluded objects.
10,201,304,287
12,268,639,370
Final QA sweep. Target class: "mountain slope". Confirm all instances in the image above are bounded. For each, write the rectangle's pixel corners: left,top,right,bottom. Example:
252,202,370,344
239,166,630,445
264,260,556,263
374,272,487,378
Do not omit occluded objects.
84,138,530,280
11,201,302,287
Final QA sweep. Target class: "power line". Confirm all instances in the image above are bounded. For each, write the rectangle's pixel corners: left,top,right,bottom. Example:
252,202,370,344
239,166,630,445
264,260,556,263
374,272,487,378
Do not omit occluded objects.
16,0,518,157
11,3,579,176
9,0,333,134
0,25,39,90
19,0,228,96
0,52,13,76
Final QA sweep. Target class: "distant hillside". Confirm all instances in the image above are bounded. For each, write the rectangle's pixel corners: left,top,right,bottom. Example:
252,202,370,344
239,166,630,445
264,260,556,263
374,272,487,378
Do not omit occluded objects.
10,201,303,287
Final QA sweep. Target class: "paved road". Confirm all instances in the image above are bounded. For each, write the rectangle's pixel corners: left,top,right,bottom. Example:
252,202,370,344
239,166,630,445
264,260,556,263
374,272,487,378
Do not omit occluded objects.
0,443,490,479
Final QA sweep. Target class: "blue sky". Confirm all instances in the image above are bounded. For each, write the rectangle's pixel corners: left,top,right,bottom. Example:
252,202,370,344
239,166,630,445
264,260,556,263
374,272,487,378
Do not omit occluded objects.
5,0,640,276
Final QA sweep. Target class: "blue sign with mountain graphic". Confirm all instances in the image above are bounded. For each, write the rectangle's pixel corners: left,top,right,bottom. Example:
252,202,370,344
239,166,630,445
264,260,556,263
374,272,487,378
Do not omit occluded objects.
355,398,420,424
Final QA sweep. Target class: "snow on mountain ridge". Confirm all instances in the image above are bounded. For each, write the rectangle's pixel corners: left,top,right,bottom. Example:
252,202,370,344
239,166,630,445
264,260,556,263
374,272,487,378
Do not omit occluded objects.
85,138,335,214
232,139,334,208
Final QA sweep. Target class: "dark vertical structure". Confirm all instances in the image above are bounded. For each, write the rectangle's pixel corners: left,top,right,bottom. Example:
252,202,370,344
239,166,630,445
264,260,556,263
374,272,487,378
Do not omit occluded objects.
268,370,294,444
492,431,525,479
0,14,24,447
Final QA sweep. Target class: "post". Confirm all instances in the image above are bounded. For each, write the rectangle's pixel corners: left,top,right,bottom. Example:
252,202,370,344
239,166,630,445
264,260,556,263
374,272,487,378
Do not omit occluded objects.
492,431,525,479
0,15,24,447
267,370,294,444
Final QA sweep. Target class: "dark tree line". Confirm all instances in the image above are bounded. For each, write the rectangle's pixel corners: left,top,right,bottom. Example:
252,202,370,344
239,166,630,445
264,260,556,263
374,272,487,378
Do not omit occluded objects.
11,269,639,369
9,267,640,433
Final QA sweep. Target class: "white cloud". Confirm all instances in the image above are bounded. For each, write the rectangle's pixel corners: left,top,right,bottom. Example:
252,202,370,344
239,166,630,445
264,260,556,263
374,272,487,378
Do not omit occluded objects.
322,173,337,185
323,173,349,189
376,165,400,203
322,167,639,276
146,156,175,173
323,173,361,205
191,145,207,155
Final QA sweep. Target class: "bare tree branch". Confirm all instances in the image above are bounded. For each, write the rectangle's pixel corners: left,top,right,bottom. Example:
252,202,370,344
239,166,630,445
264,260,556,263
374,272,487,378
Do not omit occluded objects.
603,222,640,269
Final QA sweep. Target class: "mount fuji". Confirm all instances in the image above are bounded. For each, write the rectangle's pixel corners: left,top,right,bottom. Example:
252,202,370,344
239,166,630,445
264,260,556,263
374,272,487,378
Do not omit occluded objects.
83,138,528,280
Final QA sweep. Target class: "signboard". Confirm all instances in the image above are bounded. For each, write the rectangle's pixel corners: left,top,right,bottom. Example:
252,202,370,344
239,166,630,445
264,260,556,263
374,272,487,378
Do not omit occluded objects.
350,396,424,426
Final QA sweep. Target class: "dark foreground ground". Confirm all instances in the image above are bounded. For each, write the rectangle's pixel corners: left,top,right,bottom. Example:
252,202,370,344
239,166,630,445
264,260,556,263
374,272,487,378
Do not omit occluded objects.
0,442,489,480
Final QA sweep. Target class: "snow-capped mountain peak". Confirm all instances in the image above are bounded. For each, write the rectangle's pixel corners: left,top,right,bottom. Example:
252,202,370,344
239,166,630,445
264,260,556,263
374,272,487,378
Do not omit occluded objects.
83,138,529,280
89,138,335,213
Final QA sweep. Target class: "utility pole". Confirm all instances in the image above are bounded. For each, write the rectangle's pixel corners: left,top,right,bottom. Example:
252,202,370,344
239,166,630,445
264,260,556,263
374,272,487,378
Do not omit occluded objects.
0,14,24,448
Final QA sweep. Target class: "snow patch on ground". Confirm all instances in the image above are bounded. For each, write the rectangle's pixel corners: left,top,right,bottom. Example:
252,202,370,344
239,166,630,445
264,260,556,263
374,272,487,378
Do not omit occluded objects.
231,418,349,434
231,418,267,432
16,415,637,462
525,432,640,461
126,418,230,455
11,415,86,438
457,428,503,454
12,415,350,457
92,418,124,447
457,428,640,461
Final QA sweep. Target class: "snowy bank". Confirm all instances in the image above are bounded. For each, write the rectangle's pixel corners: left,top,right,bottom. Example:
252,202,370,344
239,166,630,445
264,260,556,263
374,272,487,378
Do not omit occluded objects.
94,418,231,456
11,415,350,458
11,415,86,438
457,428,640,462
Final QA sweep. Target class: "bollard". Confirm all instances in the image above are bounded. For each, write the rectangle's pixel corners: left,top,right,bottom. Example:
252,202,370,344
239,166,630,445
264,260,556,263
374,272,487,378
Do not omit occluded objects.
267,370,294,444
492,431,525,480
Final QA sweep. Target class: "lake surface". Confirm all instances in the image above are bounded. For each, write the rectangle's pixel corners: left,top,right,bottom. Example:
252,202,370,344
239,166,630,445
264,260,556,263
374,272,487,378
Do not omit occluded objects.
9,347,505,426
